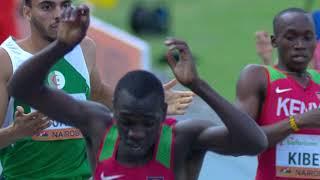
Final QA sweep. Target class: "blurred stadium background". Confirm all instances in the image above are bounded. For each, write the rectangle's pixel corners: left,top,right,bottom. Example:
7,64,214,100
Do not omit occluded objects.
1,0,320,179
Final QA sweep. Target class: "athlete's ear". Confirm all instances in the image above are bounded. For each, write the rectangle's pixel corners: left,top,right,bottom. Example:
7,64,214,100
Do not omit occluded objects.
23,4,32,21
271,35,277,48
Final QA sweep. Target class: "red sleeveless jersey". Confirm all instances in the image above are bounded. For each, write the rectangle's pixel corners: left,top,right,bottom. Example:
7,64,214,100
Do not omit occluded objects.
94,118,176,180
256,66,320,180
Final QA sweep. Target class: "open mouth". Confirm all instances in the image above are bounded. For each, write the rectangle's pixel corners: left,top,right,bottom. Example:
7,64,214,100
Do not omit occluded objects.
291,55,308,62
126,142,143,151
130,146,142,151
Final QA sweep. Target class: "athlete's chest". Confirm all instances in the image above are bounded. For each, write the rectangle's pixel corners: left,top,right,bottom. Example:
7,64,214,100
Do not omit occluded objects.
97,159,174,180
267,78,320,117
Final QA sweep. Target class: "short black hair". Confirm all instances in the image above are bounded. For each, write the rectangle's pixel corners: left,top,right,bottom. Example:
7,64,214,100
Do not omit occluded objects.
24,0,32,7
273,8,309,35
114,70,164,105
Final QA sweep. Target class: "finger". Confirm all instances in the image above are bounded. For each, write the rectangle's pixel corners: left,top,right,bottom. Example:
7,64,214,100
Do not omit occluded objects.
163,79,177,90
15,106,24,117
255,31,264,37
15,110,39,120
165,38,187,46
78,4,90,27
78,4,90,16
185,92,196,97
33,114,50,122
17,106,25,113
179,96,193,104
256,31,268,41
29,117,48,127
172,91,195,97
174,109,186,115
70,7,78,21
166,51,177,69
168,44,189,56
41,116,49,121
65,6,73,20
36,113,47,120
176,103,190,110
38,121,51,131
61,6,67,20
262,31,269,37
20,111,42,121
255,31,267,37
61,7,71,21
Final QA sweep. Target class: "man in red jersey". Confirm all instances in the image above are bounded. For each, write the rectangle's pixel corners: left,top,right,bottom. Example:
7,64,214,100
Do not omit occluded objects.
7,5,268,180
237,8,320,180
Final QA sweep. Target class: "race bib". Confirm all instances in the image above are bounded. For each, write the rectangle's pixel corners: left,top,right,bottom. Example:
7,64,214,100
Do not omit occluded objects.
32,121,83,141
276,134,320,179
32,93,86,141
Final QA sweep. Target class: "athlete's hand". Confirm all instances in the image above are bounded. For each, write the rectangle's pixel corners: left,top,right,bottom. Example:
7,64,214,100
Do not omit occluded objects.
163,79,194,115
57,5,90,48
295,109,320,129
255,31,273,65
11,106,51,139
165,38,199,87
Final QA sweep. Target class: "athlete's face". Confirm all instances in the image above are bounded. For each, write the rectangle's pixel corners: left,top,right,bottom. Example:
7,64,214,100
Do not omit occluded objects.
114,90,166,159
24,0,72,42
272,12,316,72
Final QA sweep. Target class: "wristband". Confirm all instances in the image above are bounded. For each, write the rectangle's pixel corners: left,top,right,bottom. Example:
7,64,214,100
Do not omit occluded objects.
289,115,299,132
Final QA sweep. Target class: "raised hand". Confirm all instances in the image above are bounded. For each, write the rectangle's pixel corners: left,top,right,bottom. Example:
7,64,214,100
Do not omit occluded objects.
57,5,90,48
255,31,273,65
163,79,194,115
165,38,199,87
11,106,51,139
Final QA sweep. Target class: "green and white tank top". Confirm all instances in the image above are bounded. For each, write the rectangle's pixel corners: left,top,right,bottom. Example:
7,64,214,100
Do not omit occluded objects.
0,37,91,179
2,36,91,140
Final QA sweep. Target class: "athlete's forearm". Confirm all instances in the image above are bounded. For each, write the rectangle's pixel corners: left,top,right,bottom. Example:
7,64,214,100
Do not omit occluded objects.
262,119,294,148
264,110,320,147
189,78,268,155
0,125,20,149
8,41,73,99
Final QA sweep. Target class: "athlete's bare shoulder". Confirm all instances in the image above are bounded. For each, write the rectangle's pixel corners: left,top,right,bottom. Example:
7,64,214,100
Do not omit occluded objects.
81,36,95,49
80,36,96,73
0,47,13,82
240,64,267,78
237,64,268,91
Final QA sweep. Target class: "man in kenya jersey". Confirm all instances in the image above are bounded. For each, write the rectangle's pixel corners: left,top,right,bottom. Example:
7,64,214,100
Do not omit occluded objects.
235,8,320,180
7,6,268,180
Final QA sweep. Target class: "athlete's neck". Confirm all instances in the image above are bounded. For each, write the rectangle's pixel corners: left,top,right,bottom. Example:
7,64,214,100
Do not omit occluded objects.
276,64,308,77
116,142,154,167
19,34,54,54
276,64,311,88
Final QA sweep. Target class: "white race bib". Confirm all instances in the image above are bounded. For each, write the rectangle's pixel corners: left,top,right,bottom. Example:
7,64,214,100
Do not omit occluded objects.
276,134,320,179
32,93,86,141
